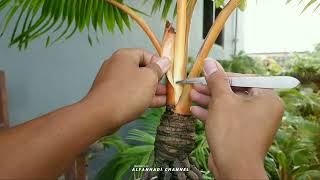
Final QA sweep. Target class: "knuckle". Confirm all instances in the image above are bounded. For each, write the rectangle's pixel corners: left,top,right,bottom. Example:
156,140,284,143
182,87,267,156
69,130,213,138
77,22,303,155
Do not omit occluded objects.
136,48,146,54
275,96,285,113
266,93,284,113
222,76,230,83
112,48,130,58
144,68,159,82
149,64,163,79
112,48,125,56
212,93,236,106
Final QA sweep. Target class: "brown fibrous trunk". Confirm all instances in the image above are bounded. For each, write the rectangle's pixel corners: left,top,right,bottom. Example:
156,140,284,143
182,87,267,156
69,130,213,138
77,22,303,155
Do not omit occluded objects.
145,106,202,180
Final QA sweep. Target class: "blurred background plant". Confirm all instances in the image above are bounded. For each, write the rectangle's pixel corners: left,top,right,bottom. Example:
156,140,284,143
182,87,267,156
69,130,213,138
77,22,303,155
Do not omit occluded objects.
285,44,320,86
93,43,320,180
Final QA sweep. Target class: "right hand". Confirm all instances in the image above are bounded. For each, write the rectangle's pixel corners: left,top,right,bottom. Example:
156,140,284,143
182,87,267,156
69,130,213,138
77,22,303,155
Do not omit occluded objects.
190,59,284,179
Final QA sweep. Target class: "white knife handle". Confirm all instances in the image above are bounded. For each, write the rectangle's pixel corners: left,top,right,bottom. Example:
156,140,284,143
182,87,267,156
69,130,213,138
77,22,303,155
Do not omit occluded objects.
195,76,300,89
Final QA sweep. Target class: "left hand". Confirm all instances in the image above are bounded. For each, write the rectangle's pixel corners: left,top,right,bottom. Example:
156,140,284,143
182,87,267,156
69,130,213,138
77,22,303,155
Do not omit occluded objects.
83,48,169,131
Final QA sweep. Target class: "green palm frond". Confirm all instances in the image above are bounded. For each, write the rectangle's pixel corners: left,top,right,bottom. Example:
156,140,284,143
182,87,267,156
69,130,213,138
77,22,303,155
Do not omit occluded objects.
191,120,210,171
95,145,154,180
286,0,320,13
136,107,165,134
98,134,129,152
127,129,155,145
0,0,177,49
95,108,163,180
0,0,132,49
215,0,247,11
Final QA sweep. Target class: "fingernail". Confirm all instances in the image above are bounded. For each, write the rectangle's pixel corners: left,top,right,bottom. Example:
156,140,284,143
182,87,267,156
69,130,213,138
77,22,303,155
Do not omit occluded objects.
190,106,194,112
156,57,170,72
151,55,160,63
203,58,218,76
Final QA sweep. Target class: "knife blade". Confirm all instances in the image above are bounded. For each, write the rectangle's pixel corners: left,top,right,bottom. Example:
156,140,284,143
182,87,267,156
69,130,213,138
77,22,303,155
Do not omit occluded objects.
176,76,300,89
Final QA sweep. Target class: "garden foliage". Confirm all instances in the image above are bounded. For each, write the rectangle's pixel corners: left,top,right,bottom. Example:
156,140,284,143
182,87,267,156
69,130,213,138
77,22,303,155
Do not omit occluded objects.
95,45,320,180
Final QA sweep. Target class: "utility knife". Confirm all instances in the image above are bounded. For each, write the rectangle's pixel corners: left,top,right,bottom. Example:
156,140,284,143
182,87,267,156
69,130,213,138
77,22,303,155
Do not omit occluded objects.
176,76,300,89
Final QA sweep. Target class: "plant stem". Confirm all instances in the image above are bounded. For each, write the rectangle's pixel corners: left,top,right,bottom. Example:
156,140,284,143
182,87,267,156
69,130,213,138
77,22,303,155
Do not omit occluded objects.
106,0,162,55
161,22,176,106
173,0,188,104
183,0,197,97
176,0,241,114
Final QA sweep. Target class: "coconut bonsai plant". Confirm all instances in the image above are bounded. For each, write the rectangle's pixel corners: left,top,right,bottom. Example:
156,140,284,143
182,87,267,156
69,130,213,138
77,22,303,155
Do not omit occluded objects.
1,0,320,179
0,0,243,179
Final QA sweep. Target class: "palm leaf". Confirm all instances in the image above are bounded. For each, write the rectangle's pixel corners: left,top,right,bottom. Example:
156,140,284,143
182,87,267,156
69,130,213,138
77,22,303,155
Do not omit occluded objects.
126,129,155,145
287,0,320,13
0,0,251,49
0,0,176,49
95,145,153,180
215,0,247,11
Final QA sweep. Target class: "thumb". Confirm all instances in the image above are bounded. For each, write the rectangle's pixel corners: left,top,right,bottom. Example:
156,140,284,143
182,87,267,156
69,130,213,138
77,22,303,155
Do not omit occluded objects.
145,57,170,81
204,58,233,98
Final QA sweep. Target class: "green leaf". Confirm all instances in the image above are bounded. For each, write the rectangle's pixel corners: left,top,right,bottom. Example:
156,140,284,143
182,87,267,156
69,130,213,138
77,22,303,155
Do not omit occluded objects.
302,0,316,13
45,35,50,47
0,0,11,12
215,0,224,8
1,5,20,37
314,3,320,11
120,7,131,30
127,129,155,144
0,0,177,48
151,0,162,14
105,2,115,33
162,0,172,20
239,0,247,11
88,33,92,46
114,6,124,33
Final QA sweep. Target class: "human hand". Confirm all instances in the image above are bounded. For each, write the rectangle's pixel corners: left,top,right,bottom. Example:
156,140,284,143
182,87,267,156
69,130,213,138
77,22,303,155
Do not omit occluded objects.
190,59,284,179
83,48,169,132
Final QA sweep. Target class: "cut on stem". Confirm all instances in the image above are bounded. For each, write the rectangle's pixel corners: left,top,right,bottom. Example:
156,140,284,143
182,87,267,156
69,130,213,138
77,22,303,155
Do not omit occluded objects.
175,0,241,114
173,0,188,105
161,22,176,106
106,0,162,55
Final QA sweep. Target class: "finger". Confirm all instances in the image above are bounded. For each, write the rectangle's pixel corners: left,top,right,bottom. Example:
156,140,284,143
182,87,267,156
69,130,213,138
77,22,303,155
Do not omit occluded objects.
204,58,233,98
190,106,208,123
192,73,255,96
227,72,256,77
144,57,170,81
250,88,284,115
208,153,219,177
150,96,166,108
208,153,214,172
231,86,250,92
140,49,157,66
235,91,251,98
190,89,210,107
155,84,166,95
226,73,255,94
249,87,274,97
193,84,210,96
113,48,157,66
